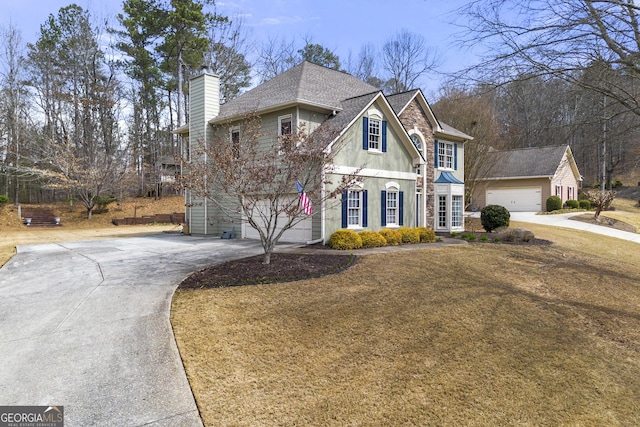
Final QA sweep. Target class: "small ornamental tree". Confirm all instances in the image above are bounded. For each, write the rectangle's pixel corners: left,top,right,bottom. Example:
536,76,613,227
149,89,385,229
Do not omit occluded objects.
584,189,616,221
481,204,510,232
183,114,358,264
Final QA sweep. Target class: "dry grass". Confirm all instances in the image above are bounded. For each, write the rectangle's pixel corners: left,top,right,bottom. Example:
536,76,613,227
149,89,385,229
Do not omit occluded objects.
0,196,185,267
172,227,640,426
602,197,640,230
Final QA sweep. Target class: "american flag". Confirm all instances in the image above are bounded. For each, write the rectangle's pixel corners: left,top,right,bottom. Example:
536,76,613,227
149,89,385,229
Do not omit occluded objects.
296,180,313,215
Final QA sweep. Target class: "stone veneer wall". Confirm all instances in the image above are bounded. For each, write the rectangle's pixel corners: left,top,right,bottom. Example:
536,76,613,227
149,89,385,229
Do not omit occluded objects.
399,99,436,228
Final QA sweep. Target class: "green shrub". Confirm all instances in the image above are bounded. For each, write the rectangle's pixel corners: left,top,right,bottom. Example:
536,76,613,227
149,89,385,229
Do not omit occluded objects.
416,227,436,243
328,230,362,250
461,232,477,241
378,228,402,246
398,227,420,244
93,195,117,213
546,195,562,212
565,199,580,209
612,180,623,188
480,235,489,242
0,194,8,207
480,204,510,233
359,231,387,248
579,199,591,210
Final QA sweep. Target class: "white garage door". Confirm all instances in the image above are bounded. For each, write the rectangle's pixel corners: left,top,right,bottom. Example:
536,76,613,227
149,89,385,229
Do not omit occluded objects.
243,199,312,243
486,187,542,212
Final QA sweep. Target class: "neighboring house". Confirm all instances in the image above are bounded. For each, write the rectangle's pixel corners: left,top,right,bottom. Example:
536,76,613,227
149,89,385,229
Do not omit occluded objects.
176,62,472,243
471,145,582,212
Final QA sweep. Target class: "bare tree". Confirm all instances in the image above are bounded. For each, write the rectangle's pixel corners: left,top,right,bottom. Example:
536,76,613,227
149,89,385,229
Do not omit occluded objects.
381,29,439,94
204,12,252,102
584,189,616,220
183,115,354,264
0,23,30,203
434,86,505,208
254,36,298,82
27,5,127,217
460,0,640,187
345,43,383,88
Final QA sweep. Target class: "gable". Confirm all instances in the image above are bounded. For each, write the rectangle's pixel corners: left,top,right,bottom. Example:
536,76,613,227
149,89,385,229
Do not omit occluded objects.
330,96,421,172
483,145,581,180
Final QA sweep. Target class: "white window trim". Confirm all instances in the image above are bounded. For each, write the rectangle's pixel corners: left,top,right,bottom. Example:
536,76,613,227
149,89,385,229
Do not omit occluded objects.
386,190,399,227
452,195,463,228
368,114,382,152
347,189,364,229
438,141,454,170
278,114,293,136
408,128,425,153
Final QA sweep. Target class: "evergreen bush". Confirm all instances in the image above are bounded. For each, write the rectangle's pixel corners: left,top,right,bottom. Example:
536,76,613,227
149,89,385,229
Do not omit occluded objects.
398,227,420,244
579,199,591,210
416,227,436,243
546,195,562,212
378,228,402,246
328,230,362,250
359,231,387,248
565,199,579,209
480,204,510,233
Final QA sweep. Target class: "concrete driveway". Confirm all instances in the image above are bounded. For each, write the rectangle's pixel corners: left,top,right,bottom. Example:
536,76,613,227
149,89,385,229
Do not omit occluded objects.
0,234,266,426
510,211,640,243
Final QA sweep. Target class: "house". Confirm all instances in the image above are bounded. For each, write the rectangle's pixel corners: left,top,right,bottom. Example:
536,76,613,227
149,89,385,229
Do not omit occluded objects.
176,62,472,243
470,145,582,212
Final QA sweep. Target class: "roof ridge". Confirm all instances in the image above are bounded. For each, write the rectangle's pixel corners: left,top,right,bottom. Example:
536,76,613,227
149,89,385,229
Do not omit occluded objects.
341,91,382,102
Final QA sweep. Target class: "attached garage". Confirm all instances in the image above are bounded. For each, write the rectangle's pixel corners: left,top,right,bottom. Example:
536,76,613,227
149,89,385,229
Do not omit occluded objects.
486,187,542,212
242,198,313,243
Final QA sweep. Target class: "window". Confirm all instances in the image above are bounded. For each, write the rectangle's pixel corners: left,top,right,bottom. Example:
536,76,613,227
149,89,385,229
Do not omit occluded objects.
279,115,293,151
438,141,454,169
279,115,292,136
568,186,574,200
438,195,447,228
386,191,398,225
452,195,463,228
555,185,562,196
368,117,381,150
410,134,422,151
348,190,362,227
230,127,240,157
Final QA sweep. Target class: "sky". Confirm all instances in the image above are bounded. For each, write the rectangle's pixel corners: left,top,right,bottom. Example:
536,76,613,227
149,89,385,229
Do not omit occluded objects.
1,0,479,98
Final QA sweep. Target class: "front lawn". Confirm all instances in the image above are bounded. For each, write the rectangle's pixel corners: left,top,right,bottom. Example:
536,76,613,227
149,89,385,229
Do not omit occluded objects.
171,226,640,425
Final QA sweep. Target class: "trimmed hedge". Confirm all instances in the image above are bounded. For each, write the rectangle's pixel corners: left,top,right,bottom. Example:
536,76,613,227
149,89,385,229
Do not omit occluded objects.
416,227,436,243
378,228,402,246
579,199,591,210
398,227,420,244
565,199,580,209
359,231,387,248
328,230,362,250
546,195,562,212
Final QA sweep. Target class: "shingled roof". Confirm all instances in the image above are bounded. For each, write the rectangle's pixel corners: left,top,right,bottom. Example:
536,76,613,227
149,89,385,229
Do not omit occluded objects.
484,145,572,178
213,61,379,122
386,90,473,141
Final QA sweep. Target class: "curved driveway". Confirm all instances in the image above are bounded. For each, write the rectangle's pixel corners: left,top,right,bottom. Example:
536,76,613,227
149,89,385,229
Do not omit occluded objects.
510,211,640,243
0,234,265,426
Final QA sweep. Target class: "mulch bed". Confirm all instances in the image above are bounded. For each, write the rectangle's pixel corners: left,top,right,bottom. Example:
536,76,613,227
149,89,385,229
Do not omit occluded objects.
570,213,638,233
178,252,356,289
